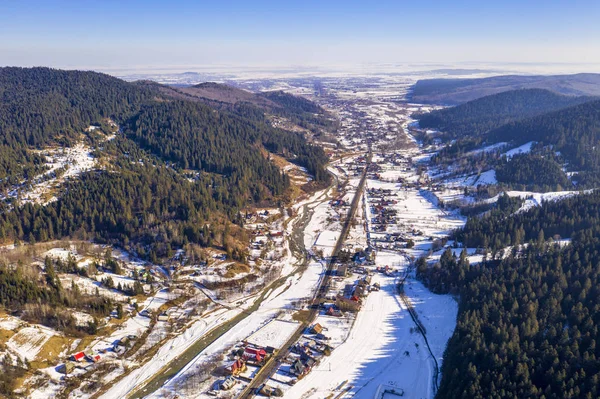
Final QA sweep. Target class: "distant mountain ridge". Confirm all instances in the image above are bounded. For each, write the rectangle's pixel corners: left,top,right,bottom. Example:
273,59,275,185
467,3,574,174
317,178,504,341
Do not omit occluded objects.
411,73,600,105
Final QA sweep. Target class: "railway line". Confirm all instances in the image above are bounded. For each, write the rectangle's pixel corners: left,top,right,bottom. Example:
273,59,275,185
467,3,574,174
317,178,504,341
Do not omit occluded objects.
237,152,371,398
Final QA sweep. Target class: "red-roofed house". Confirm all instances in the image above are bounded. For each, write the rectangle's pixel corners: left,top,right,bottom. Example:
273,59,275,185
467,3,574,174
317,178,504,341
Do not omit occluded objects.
226,358,247,376
243,347,267,363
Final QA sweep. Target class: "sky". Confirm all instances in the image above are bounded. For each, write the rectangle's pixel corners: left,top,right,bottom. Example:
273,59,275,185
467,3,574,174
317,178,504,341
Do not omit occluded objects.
1,0,599,73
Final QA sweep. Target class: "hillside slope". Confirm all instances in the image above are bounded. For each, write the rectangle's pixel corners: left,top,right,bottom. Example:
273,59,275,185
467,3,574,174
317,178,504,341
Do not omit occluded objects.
0,67,330,260
486,99,600,186
417,89,594,139
0,67,155,188
420,191,600,399
163,82,278,108
136,81,336,134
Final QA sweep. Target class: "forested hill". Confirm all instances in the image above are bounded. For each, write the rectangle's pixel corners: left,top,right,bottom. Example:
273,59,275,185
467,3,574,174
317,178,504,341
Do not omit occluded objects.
416,89,593,139
138,81,337,134
259,90,321,114
487,99,600,186
0,67,155,187
0,67,328,187
129,100,329,197
0,67,154,146
160,81,277,108
419,191,600,398
0,67,331,261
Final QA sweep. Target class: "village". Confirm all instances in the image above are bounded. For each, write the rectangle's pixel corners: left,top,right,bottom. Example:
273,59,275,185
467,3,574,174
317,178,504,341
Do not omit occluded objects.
167,84,468,398
173,211,391,398
0,76,473,399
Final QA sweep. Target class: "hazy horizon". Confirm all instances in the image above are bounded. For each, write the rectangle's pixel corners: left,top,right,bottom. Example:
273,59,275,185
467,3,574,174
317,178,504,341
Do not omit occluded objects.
1,0,599,76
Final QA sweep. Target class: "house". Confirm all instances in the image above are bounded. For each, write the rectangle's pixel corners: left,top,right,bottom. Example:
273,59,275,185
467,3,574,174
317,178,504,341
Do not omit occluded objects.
294,343,311,355
86,353,101,363
243,347,267,363
336,295,361,312
226,359,247,376
300,350,315,363
337,264,348,277
72,351,85,362
365,246,376,262
304,340,318,351
112,336,132,353
326,307,343,317
57,362,75,374
354,285,366,297
291,358,307,376
304,357,316,370
358,275,372,286
157,312,169,322
353,251,368,265
315,333,329,341
220,376,237,390
330,199,346,207
344,283,355,297
311,323,323,334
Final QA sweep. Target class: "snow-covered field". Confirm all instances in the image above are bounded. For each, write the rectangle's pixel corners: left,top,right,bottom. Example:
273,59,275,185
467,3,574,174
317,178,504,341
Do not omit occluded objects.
285,252,457,399
443,169,497,188
244,319,300,350
503,141,535,157
5,143,98,205
6,325,57,362
486,189,592,212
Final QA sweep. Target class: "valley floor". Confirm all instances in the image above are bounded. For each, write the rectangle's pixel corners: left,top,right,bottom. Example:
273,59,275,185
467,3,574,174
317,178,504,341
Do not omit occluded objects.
134,79,462,399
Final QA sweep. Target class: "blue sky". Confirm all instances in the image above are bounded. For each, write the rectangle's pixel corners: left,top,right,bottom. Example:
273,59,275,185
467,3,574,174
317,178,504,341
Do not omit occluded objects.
0,0,598,70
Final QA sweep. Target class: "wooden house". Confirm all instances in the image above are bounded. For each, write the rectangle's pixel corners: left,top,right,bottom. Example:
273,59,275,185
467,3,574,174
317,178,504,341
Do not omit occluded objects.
243,347,267,363
226,358,247,376
57,362,75,374
311,323,323,334
220,376,237,390
336,295,361,312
